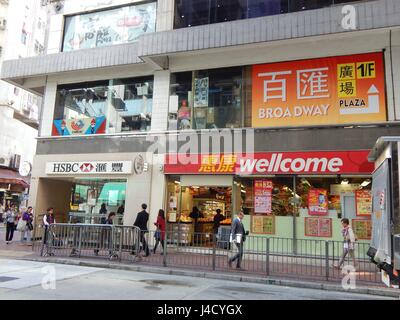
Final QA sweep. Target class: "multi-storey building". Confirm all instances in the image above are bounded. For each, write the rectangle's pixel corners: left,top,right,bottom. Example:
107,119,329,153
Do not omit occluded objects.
0,0,47,208
1,0,400,244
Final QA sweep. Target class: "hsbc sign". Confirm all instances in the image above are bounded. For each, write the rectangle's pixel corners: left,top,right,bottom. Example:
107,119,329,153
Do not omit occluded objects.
45,161,133,175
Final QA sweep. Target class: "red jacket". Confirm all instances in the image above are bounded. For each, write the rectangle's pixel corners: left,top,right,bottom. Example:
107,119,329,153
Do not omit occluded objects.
155,216,166,240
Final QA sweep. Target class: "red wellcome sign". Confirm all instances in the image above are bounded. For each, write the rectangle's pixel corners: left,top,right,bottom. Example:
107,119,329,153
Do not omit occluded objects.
164,151,373,175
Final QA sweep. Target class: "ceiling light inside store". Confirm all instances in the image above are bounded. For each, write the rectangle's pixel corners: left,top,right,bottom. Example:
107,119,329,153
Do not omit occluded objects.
241,190,246,193
360,179,371,187
341,179,349,185
174,181,181,184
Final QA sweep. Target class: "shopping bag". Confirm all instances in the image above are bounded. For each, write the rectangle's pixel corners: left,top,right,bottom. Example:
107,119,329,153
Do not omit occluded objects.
16,219,27,231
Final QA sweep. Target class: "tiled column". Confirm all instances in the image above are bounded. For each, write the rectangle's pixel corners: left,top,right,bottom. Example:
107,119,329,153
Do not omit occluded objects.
156,0,175,32
39,81,57,137
151,70,171,131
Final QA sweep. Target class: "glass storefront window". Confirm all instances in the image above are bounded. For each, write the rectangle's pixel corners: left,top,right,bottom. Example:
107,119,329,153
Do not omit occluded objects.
174,0,362,29
62,2,157,52
70,179,126,224
53,76,153,135
168,67,243,130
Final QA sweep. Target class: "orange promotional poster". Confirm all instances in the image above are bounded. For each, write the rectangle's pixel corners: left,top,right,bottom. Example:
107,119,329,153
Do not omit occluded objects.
252,52,387,127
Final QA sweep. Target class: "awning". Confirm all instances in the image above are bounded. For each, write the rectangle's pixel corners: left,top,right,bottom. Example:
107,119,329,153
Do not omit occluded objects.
0,167,30,188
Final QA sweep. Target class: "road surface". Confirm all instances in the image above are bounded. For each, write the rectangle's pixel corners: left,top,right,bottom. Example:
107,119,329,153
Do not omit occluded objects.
0,258,395,300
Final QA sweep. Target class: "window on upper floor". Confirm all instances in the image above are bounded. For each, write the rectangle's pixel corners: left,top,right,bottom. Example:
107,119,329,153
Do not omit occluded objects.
168,67,245,130
53,77,154,136
174,0,363,29
62,2,157,52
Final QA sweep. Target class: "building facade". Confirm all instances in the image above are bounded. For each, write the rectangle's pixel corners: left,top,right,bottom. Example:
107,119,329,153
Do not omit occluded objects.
2,0,400,244
0,0,47,208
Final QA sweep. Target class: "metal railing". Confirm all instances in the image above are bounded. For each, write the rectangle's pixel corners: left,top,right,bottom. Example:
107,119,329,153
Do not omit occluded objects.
36,225,382,285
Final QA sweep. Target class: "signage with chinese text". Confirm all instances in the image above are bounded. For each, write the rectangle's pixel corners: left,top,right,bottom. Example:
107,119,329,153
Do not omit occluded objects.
251,215,275,235
305,217,332,237
352,219,372,240
252,52,386,127
63,2,156,52
355,190,372,216
164,151,373,175
254,180,273,214
45,161,132,175
308,189,328,216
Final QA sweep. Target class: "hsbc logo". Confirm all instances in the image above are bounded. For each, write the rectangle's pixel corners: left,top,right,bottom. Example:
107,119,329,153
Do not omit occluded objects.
80,163,94,172
52,163,80,173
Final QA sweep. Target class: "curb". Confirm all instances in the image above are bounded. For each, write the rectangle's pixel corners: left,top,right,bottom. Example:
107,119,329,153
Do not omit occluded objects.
24,256,400,299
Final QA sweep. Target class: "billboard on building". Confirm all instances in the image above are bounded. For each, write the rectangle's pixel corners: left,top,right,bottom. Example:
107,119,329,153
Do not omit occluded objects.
52,117,106,136
252,52,387,127
62,2,156,51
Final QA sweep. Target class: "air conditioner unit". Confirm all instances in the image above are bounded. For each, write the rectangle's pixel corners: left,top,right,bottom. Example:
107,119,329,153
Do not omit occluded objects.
10,154,21,170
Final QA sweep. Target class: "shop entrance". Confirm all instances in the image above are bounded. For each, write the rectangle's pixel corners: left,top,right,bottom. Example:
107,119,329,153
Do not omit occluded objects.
166,176,233,247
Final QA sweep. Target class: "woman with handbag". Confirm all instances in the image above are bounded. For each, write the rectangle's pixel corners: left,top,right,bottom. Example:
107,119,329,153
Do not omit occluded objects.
153,209,166,254
20,207,34,245
5,204,17,244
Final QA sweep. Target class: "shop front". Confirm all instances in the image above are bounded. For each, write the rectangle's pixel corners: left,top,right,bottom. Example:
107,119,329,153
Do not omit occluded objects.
29,159,135,225
164,151,375,246
0,167,30,212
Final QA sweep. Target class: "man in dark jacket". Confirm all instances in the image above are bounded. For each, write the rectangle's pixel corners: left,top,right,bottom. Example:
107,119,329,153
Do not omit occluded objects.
228,210,247,270
134,203,150,256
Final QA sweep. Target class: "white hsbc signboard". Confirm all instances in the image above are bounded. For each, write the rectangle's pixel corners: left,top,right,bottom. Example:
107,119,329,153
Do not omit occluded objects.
45,161,133,175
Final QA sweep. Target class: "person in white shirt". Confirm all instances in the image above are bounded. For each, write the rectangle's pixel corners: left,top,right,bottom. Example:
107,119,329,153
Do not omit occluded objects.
43,207,56,244
334,218,358,269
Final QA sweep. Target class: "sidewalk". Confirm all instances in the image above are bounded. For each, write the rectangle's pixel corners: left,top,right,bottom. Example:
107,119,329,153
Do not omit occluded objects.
0,226,36,258
25,255,400,299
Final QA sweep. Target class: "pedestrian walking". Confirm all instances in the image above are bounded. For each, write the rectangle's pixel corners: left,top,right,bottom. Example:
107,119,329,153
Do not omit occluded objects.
99,203,107,224
43,207,56,245
133,203,150,256
4,204,17,244
153,209,166,254
228,210,248,270
20,206,34,245
334,218,358,269
94,212,116,256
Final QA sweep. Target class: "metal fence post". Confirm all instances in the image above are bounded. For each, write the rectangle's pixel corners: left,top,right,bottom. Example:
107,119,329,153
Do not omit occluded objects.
212,234,216,271
266,238,270,276
163,230,167,267
78,226,83,258
325,241,330,281
119,227,123,262
40,226,45,257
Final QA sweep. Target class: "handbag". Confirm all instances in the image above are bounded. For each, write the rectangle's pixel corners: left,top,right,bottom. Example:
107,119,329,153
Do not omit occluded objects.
154,229,161,240
27,221,33,231
16,219,27,231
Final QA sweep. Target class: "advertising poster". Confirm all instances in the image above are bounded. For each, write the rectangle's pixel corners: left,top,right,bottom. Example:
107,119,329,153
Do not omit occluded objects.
63,2,156,51
305,217,332,237
251,215,275,235
52,116,106,136
352,219,372,240
355,190,372,216
254,180,273,214
194,77,209,108
308,189,328,216
252,52,387,128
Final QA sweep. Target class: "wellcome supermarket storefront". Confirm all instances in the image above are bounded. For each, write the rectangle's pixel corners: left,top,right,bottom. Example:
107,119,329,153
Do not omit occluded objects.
163,151,374,246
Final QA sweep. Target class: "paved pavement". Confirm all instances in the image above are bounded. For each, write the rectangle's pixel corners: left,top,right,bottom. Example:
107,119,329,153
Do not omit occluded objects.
0,258,396,300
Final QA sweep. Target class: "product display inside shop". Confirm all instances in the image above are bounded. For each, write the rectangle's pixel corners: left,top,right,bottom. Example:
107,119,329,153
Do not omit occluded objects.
237,176,372,239
166,178,232,246
69,178,126,224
